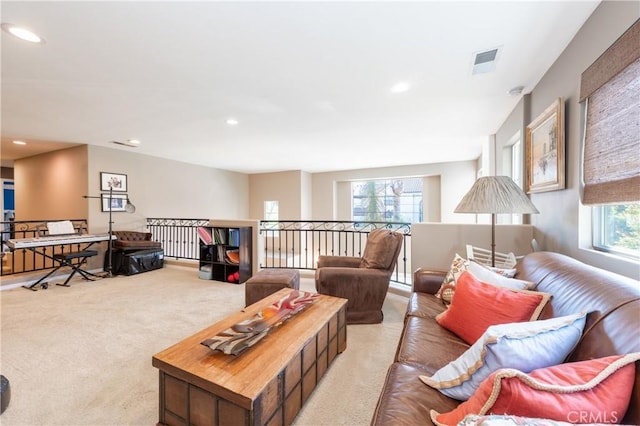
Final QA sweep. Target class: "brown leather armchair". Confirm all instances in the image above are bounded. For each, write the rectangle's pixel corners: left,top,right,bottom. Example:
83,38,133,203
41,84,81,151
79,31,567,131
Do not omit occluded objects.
315,229,404,324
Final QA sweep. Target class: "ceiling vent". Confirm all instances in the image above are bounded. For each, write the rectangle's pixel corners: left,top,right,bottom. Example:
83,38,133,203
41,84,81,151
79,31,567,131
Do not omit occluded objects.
109,140,139,148
472,48,500,75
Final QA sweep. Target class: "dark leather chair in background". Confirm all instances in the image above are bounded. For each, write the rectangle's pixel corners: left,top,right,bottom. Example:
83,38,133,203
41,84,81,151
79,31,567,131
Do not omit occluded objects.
315,228,404,324
113,231,162,252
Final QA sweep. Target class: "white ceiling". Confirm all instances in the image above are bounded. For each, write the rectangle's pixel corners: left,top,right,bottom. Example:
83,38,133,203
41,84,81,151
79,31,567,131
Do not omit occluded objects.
1,1,600,173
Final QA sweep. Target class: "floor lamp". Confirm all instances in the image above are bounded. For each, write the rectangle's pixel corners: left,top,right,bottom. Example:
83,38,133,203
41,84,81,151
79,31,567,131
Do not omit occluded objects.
83,188,136,277
454,176,539,267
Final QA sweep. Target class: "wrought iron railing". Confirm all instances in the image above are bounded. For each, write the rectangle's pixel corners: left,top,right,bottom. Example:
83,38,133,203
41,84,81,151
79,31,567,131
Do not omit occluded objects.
3,218,413,286
259,220,412,285
146,218,412,285
1,219,90,276
146,218,211,260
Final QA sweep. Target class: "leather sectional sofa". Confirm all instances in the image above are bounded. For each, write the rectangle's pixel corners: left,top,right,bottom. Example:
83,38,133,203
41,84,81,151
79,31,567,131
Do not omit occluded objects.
371,251,640,425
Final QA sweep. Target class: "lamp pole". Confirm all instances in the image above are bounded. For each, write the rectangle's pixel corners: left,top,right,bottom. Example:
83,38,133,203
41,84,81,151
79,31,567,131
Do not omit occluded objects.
82,187,115,277
106,187,114,277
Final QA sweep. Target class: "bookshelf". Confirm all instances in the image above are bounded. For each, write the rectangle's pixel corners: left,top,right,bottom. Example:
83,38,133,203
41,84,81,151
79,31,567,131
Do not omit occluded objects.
198,225,252,284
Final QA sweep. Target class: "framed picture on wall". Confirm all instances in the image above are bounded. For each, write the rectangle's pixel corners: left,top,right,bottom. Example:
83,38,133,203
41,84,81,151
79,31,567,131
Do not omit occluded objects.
100,172,128,192
525,97,565,193
101,193,128,212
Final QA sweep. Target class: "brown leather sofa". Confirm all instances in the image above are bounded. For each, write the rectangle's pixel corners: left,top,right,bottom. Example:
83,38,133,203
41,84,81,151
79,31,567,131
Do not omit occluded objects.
371,251,640,425
112,231,162,251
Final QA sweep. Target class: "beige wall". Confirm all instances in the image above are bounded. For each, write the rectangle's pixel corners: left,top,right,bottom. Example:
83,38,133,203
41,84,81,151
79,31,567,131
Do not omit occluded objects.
14,145,89,221
412,223,534,270
494,1,639,279
87,146,249,234
311,160,477,224
248,170,307,220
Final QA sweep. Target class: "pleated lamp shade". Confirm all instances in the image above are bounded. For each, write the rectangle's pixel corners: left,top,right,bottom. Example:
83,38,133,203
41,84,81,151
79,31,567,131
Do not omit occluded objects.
454,176,539,214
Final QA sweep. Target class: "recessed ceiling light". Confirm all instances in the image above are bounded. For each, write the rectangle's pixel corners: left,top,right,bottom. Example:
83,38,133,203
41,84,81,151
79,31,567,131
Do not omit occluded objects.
127,139,141,145
12,140,27,145
226,118,239,126
508,86,525,96
390,82,410,93
1,23,44,44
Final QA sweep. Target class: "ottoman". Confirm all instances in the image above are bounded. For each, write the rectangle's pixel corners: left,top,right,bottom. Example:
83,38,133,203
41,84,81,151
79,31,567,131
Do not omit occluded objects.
245,269,300,306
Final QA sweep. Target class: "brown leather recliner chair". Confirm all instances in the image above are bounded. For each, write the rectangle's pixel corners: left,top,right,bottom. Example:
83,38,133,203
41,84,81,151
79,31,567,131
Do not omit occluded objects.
315,228,404,324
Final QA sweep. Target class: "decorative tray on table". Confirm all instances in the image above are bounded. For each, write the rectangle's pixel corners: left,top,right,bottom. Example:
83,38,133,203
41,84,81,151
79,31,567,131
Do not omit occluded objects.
201,290,319,356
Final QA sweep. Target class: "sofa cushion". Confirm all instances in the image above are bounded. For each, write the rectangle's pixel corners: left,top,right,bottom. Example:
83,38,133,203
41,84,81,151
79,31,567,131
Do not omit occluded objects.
436,272,551,345
405,291,447,320
396,315,470,368
420,311,587,400
431,353,640,425
371,363,459,426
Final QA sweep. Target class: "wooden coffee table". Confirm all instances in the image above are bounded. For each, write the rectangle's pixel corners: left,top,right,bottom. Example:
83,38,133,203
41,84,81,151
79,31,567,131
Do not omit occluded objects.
152,288,347,426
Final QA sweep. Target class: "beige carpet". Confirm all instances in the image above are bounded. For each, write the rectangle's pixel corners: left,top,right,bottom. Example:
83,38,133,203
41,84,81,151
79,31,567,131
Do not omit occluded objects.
0,265,407,425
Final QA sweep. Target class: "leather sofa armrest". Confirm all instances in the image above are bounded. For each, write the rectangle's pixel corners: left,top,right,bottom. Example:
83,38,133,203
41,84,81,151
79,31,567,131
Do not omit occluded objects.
317,255,362,268
412,267,447,294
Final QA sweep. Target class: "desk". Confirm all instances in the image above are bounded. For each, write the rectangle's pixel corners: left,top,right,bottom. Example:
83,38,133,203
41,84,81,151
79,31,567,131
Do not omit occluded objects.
7,234,114,291
152,289,347,426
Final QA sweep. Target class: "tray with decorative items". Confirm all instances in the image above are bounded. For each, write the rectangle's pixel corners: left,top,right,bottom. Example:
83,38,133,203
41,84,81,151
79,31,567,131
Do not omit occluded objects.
201,290,320,356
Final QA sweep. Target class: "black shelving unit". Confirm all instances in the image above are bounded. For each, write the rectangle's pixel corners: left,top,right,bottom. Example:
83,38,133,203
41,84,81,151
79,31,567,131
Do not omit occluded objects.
198,226,252,284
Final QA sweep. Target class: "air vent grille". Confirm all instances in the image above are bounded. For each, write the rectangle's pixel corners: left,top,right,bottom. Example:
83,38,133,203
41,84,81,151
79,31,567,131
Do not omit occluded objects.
109,140,139,148
472,47,500,75
474,49,498,65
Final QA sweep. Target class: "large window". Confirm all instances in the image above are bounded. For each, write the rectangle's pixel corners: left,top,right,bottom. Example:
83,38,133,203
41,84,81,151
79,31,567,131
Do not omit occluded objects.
580,22,639,260
593,204,640,259
352,178,422,223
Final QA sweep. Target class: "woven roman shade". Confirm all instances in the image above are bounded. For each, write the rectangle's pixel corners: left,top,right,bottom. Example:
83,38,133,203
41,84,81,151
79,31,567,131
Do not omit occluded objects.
580,20,640,205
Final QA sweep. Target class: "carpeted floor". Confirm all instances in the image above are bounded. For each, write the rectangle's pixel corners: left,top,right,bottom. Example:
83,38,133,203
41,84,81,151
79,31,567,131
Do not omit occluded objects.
0,265,407,425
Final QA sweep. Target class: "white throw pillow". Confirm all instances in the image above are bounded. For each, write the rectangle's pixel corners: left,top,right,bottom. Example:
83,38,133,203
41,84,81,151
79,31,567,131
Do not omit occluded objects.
467,261,535,291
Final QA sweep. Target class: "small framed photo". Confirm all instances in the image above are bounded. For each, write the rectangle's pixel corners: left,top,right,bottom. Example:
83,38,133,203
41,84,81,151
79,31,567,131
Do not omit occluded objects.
100,172,128,192
101,193,128,212
525,98,565,193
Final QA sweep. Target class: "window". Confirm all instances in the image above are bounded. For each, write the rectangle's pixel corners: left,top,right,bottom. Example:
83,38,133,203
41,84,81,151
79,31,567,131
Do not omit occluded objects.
593,204,640,259
580,21,639,259
352,178,422,223
502,137,524,225
264,201,279,229
264,201,279,227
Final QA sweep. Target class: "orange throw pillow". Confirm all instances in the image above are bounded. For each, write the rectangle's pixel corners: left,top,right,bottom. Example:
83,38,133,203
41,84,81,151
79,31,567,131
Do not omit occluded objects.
431,353,640,425
436,271,550,344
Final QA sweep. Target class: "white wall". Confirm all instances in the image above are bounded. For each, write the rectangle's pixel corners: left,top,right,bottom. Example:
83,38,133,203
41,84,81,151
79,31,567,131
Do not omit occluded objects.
494,1,639,279
87,146,249,233
311,160,478,223
412,223,534,270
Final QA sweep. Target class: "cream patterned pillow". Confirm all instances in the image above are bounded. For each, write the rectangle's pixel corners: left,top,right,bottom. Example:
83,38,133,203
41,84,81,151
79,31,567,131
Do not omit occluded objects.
437,253,468,304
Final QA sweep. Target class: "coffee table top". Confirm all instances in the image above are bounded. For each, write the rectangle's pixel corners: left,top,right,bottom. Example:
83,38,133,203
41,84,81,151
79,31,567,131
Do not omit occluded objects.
152,288,347,410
